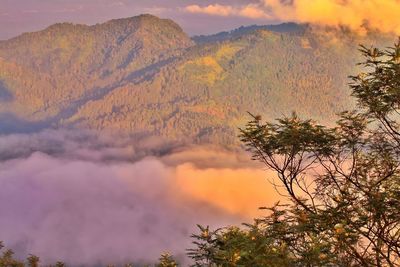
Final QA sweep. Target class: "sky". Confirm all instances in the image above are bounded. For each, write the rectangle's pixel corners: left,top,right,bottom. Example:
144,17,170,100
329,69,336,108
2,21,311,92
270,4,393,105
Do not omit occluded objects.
2,0,400,40
0,0,272,40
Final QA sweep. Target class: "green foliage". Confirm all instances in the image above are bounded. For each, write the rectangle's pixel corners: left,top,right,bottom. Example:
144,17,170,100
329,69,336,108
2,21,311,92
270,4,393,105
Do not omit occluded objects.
350,39,400,117
0,14,194,120
189,40,400,266
190,206,351,267
1,17,391,144
240,112,336,156
188,223,296,267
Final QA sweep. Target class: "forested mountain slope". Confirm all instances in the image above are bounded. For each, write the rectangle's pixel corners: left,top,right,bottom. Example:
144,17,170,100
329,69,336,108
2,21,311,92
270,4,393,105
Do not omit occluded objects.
0,15,393,144
0,14,193,125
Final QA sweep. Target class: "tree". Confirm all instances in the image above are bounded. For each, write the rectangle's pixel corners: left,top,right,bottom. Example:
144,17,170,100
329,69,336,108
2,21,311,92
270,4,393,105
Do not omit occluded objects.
156,253,178,267
0,242,28,267
189,40,400,266
27,255,39,267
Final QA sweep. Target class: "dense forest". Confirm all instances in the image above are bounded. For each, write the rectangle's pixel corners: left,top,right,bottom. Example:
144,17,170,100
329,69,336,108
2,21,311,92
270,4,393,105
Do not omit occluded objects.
0,15,394,144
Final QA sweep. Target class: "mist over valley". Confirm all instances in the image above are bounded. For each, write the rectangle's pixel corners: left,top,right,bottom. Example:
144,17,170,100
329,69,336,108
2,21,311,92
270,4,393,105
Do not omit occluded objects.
0,8,398,266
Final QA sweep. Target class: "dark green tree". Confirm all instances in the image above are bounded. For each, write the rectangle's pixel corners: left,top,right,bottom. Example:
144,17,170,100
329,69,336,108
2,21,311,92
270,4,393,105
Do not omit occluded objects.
189,40,400,266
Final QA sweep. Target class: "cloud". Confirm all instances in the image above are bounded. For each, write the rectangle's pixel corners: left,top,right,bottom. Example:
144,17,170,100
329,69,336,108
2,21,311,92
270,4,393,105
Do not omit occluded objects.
184,0,400,34
238,4,271,19
185,4,270,19
141,7,172,16
0,130,278,265
175,163,279,218
185,4,235,17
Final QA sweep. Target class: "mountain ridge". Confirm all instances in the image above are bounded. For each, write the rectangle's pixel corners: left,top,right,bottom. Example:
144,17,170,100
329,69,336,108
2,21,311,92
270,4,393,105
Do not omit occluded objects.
192,22,307,44
0,14,394,144
0,14,193,121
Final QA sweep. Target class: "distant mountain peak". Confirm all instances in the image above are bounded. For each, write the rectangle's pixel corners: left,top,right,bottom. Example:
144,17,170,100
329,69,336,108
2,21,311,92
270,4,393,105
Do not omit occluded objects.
105,14,173,26
99,14,186,33
192,22,307,44
1,14,190,45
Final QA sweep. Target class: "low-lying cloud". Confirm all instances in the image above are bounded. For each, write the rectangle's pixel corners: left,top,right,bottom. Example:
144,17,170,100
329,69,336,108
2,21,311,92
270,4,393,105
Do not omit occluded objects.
185,0,400,34
0,130,278,265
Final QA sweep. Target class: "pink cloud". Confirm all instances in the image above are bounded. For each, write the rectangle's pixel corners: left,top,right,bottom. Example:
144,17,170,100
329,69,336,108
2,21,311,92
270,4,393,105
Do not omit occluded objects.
185,3,270,19
0,130,277,265
185,4,236,17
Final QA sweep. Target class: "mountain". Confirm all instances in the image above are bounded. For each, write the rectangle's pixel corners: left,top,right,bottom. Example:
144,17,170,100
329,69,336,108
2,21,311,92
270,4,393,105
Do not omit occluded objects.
0,15,394,144
192,22,305,44
0,14,193,125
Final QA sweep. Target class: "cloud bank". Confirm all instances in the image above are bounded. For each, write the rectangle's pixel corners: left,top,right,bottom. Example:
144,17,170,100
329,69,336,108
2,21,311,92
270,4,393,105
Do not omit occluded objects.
185,0,400,34
0,130,278,265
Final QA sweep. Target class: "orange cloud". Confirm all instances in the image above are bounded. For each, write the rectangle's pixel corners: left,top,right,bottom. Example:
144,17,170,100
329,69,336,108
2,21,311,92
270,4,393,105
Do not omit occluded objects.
265,0,400,34
185,0,400,34
174,163,280,218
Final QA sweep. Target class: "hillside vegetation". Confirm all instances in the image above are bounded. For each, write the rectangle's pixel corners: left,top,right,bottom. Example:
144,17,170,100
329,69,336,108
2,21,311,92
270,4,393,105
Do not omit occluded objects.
0,14,393,144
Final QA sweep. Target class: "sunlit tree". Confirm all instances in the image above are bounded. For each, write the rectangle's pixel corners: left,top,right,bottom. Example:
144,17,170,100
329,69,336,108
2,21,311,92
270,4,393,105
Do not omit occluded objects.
189,40,400,266
156,252,178,267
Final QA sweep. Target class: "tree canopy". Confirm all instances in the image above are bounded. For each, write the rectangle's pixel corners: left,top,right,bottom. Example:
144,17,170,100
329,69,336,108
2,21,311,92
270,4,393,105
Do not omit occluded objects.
189,40,400,266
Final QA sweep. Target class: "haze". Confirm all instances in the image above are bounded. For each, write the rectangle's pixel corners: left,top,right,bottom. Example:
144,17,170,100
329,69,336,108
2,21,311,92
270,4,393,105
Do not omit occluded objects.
2,0,400,40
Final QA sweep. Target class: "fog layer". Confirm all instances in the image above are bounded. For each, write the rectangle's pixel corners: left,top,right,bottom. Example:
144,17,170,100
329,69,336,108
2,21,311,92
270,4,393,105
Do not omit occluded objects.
0,130,277,265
